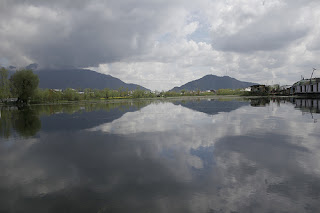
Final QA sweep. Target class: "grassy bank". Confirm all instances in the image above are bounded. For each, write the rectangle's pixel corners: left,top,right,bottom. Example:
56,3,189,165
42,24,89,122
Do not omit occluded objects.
25,88,253,104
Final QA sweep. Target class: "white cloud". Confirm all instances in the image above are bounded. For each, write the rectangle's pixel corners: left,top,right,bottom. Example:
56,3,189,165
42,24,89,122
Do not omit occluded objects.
1,0,320,90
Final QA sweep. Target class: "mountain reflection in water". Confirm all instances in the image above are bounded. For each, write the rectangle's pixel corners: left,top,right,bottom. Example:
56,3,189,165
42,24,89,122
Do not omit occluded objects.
0,98,320,213
0,101,150,138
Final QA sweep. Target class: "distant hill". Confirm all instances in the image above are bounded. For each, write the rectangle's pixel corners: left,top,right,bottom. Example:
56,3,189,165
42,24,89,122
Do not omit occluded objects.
171,75,256,91
9,68,149,91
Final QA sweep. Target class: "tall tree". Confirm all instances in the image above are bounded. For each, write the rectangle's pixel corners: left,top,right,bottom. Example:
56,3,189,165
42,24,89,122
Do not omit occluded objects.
0,67,10,101
10,69,39,103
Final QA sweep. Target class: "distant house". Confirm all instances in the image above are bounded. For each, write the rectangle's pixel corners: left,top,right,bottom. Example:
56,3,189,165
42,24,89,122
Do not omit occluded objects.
279,85,291,95
250,85,267,93
240,87,251,92
291,78,320,95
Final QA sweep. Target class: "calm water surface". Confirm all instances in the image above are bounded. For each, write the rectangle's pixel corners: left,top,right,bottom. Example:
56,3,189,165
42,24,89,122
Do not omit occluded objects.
1,98,320,213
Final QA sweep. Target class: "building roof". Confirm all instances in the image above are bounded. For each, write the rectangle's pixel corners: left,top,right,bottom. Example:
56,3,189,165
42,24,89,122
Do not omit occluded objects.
280,85,291,89
293,78,320,86
250,84,266,88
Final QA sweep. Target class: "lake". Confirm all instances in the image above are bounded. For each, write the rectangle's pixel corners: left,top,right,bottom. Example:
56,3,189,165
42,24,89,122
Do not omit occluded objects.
1,97,320,213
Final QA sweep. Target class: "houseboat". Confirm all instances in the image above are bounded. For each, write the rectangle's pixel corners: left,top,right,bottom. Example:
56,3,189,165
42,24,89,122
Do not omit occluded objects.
250,85,267,93
290,78,320,95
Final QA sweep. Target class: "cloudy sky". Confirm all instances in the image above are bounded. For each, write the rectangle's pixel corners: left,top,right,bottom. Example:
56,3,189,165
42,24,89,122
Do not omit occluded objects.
1,0,320,90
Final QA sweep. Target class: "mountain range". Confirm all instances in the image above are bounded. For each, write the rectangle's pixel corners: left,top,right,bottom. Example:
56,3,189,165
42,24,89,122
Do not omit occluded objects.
8,67,149,91
171,74,256,91
6,64,257,91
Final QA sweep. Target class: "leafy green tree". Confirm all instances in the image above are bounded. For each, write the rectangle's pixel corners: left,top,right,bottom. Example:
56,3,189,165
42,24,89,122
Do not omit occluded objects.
93,89,103,99
63,88,79,101
84,88,93,100
118,87,128,97
10,69,39,103
132,88,145,98
0,67,10,101
103,88,110,99
32,89,44,103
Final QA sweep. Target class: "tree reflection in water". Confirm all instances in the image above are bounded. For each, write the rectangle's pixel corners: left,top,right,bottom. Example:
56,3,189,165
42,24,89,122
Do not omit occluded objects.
14,107,41,137
1,98,320,212
0,100,151,138
0,106,41,138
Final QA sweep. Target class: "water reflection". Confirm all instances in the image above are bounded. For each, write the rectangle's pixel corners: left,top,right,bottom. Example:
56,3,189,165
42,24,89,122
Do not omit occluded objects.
250,98,270,107
250,98,320,122
290,98,320,122
38,101,150,132
0,99,320,212
294,99,320,112
0,101,150,138
172,98,249,115
0,106,41,138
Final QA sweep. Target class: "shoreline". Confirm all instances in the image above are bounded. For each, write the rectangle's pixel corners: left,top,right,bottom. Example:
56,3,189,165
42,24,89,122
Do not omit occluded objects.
0,95,317,107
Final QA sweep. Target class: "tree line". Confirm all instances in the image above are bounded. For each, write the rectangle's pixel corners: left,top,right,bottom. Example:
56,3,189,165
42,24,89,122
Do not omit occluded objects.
0,68,157,104
32,87,155,103
0,67,249,105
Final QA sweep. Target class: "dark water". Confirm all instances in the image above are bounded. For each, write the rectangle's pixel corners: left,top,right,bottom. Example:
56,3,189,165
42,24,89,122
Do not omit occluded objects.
1,98,320,213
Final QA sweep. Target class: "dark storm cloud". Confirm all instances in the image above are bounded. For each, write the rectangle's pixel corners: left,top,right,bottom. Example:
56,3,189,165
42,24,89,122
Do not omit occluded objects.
1,0,320,89
0,0,183,67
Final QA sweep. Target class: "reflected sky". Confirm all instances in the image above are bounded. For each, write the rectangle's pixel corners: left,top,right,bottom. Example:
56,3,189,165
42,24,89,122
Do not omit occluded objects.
1,99,320,212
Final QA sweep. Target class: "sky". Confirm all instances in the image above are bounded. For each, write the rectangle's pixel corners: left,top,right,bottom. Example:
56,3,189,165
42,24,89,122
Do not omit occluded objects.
1,0,320,91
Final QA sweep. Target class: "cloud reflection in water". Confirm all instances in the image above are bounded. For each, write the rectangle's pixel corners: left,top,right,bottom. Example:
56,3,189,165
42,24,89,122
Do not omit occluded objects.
0,99,320,212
